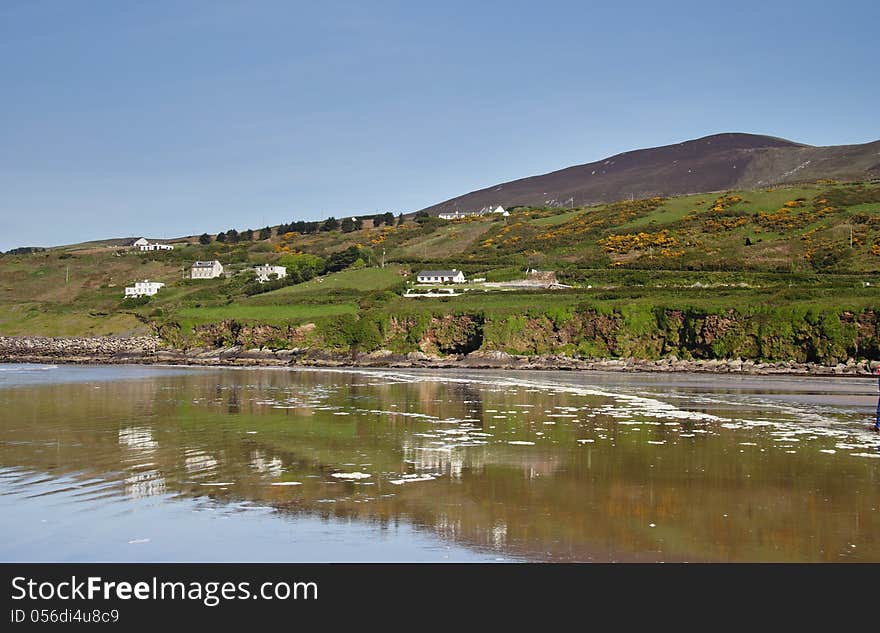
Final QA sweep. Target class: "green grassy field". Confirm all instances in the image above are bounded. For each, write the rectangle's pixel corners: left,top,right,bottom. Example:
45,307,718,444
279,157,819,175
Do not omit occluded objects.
2,180,880,352
253,266,403,299
175,303,357,325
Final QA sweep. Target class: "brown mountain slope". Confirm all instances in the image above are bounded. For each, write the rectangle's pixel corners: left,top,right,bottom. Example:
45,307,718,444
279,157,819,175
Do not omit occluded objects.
420,132,880,214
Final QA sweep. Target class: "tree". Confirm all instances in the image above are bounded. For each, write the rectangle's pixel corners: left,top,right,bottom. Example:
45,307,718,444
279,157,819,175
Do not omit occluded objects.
226,229,239,243
259,226,272,240
326,245,362,272
241,229,254,241
199,233,211,244
382,212,395,226
396,213,404,226
278,252,326,282
354,217,363,231
341,217,356,233
321,216,340,232
216,231,227,243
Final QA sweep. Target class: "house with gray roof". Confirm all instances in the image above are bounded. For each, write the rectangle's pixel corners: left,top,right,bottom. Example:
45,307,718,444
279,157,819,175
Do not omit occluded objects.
190,260,224,279
416,269,466,284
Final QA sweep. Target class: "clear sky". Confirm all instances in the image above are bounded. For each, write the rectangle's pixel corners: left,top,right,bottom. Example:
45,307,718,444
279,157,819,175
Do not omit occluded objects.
1,0,877,250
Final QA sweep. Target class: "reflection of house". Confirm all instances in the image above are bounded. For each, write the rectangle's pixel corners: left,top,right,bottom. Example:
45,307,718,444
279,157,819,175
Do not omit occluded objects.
417,269,466,283
190,260,224,279
124,280,165,297
254,264,287,283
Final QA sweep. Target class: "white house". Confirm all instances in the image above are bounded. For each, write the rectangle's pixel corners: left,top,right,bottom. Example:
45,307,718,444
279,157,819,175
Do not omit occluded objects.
416,269,466,284
124,280,165,297
138,242,174,251
487,205,509,217
190,260,224,279
438,211,471,220
254,264,287,283
132,238,149,247
438,205,508,220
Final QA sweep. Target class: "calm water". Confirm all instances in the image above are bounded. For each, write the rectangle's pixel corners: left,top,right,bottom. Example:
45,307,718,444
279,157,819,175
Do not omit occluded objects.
1,363,879,562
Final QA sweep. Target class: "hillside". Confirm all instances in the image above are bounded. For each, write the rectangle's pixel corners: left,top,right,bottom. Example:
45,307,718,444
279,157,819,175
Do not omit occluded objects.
3,179,880,365
420,133,880,215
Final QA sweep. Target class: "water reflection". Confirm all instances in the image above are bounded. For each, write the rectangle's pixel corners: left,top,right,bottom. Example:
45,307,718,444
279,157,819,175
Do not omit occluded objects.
0,365,879,562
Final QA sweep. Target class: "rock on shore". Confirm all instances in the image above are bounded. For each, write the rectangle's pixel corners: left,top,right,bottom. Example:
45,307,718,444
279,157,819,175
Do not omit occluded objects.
0,336,875,377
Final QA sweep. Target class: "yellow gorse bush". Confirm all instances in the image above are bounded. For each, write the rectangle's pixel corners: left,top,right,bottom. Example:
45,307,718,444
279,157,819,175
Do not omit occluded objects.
599,230,678,253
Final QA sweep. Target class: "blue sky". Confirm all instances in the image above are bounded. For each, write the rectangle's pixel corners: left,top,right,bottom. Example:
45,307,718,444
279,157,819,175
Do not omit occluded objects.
1,0,877,250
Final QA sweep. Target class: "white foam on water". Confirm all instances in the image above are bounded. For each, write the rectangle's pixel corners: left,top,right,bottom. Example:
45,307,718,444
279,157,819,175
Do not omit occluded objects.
270,482,302,486
331,472,371,480
508,441,535,446
312,367,880,457
389,474,438,485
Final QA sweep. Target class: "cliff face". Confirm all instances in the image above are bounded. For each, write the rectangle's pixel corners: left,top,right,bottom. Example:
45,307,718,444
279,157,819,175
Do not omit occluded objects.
4,305,880,373
152,306,880,366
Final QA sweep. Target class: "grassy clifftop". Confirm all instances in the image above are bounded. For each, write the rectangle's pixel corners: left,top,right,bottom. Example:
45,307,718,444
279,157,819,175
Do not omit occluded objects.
2,180,880,364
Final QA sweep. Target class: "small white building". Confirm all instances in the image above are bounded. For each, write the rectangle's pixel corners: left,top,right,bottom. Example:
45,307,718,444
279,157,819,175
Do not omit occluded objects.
416,269,466,284
138,242,174,251
438,211,470,220
254,264,287,283
190,260,224,279
438,205,508,220
132,238,149,247
124,280,165,297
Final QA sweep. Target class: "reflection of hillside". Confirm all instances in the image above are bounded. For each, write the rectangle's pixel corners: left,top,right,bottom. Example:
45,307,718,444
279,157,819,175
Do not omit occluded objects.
0,368,878,561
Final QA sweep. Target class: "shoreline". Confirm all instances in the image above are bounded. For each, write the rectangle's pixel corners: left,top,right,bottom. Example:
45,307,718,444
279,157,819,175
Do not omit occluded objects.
0,335,876,377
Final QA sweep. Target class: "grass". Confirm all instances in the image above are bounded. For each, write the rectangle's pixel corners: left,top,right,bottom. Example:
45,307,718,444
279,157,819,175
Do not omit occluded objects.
618,194,702,230
3,180,880,339
527,209,584,227
175,303,357,325
0,303,147,336
253,266,404,301
396,221,492,258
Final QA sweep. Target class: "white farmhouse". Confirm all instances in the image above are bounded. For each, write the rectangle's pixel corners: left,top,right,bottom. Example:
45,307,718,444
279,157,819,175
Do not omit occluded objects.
138,242,174,251
132,237,149,247
438,211,470,220
438,205,508,220
124,280,165,297
416,269,466,284
190,260,224,279
254,264,287,283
